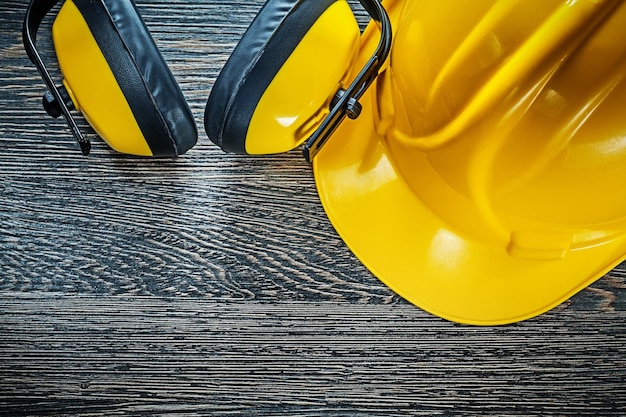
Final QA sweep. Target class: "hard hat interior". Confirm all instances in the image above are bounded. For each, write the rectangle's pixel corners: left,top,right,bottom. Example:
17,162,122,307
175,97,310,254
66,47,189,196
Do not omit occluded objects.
377,0,626,259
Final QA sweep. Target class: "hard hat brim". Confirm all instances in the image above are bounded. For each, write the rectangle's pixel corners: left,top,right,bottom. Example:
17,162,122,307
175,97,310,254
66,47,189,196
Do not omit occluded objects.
313,88,626,325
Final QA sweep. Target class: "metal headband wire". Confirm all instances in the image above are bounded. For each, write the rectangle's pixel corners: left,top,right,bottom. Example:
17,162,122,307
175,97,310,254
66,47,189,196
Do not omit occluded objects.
302,0,392,162
23,0,91,155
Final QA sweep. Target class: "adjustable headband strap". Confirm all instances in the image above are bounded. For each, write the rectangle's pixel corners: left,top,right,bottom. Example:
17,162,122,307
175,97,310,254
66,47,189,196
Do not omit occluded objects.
302,0,392,162
23,0,91,155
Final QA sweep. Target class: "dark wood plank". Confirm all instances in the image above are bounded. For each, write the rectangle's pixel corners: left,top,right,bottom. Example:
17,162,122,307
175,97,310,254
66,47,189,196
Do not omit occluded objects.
1,0,626,415
0,296,625,416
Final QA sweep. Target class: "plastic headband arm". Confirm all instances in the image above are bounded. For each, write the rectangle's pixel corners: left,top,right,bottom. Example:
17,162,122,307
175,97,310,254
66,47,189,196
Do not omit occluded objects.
23,0,91,155
302,0,392,162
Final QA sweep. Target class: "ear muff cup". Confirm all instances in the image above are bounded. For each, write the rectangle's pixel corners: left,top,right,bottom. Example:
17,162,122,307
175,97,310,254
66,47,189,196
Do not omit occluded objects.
204,0,359,154
54,0,197,156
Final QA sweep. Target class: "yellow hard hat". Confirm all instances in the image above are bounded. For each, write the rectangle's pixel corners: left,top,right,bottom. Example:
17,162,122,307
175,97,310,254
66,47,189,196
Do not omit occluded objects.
315,0,626,324
205,0,626,324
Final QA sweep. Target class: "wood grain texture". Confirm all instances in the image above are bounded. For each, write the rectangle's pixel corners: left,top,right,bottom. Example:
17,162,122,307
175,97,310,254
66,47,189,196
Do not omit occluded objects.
1,297,625,416
1,0,625,415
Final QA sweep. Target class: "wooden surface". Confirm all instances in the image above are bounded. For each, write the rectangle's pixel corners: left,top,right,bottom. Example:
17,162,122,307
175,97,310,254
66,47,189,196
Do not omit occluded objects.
1,0,625,415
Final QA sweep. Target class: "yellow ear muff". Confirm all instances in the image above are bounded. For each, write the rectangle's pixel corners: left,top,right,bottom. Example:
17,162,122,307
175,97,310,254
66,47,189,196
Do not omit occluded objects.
204,0,361,155
25,0,197,157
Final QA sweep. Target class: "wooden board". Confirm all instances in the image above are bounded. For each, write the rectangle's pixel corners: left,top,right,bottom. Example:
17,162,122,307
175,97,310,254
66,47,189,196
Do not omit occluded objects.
1,297,625,416
1,0,625,415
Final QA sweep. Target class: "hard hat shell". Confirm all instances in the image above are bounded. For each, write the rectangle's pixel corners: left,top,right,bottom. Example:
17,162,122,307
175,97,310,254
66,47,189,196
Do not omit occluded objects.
314,0,626,324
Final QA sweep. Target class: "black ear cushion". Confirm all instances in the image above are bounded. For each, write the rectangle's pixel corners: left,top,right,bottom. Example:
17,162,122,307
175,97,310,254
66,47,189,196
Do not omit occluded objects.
204,0,337,154
72,0,197,156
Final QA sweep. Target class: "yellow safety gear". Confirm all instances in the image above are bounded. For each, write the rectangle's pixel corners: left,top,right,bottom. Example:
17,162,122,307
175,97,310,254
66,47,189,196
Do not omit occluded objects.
315,0,626,324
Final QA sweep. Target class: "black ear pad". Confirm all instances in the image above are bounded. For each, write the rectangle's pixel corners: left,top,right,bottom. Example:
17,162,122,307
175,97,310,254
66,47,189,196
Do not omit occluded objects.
72,0,197,156
204,0,337,154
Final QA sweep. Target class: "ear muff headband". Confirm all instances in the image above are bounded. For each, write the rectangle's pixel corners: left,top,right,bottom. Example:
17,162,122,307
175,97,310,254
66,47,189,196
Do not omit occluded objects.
24,0,90,154
23,0,197,157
